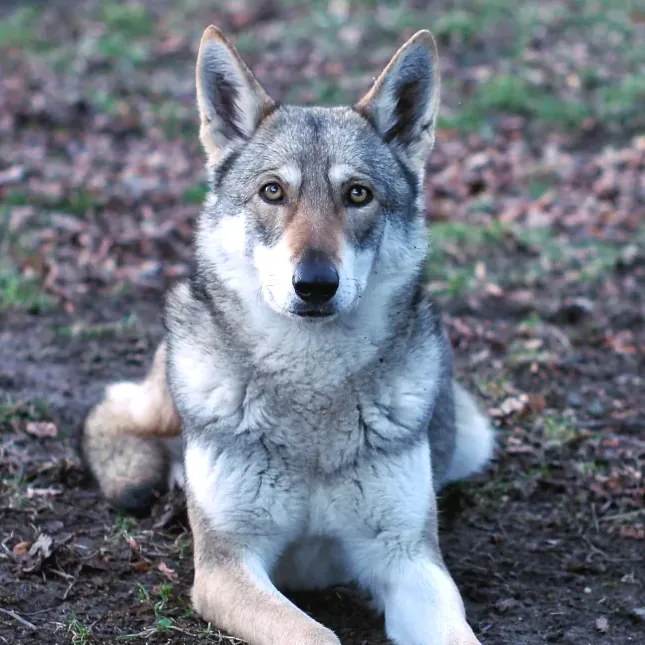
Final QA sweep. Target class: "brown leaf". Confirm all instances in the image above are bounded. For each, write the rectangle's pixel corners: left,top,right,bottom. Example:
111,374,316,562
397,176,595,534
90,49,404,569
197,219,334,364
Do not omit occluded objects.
133,559,153,573
527,393,547,414
620,526,645,539
13,541,32,556
25,421,58,438
158,561,179,582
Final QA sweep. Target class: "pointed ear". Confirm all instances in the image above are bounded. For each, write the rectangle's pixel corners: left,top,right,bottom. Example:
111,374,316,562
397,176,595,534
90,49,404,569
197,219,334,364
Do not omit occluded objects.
355,30,440,174
196,26,275,163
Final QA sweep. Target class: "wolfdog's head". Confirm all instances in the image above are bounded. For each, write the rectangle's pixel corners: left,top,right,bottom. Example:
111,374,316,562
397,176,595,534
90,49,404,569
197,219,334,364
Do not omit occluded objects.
195,27,440,322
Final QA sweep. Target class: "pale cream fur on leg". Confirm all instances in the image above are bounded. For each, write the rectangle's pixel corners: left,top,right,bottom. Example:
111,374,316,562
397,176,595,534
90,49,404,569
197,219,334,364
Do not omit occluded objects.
190,505,340,645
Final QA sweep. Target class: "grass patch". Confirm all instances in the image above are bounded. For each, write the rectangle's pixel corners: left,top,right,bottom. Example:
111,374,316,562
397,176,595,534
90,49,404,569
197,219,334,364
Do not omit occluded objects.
0,398,51,432
426,221,636,298
67,617,92,645
0,261,53,313
476,74,535,115
598,73,645,125
543,412,578,446
448,76,591,133
183,183,208,205
431,221,508,248
434,10,478,45
54,314,142,340
150,102,194,138
94,32,150,66
427,221,508,295
0,6,41,49
114,514,136,535
102,3,153,38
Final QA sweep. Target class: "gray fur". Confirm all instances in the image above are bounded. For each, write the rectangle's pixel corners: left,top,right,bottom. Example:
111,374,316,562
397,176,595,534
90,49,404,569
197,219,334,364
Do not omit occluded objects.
163,27,494,645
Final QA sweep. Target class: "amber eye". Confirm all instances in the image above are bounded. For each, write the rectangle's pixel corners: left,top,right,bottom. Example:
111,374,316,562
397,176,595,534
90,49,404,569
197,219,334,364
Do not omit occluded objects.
260,182,284,203
346,184,372,206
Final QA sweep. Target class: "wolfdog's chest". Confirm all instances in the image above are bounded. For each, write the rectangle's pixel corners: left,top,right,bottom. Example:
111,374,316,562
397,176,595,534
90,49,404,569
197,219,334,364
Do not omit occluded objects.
208,360,437,473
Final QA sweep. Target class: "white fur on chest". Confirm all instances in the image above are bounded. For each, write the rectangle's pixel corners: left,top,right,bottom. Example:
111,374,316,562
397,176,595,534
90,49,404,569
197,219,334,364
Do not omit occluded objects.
185,437,434,589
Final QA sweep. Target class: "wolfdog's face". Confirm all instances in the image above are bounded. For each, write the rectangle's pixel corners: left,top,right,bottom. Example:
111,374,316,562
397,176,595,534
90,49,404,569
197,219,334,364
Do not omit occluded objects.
195,27,440,321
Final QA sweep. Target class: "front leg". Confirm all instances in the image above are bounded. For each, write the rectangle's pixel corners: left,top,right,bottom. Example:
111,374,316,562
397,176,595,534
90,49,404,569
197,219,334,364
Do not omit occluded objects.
343,445,481,645
379,553,480,645
185,442,341,645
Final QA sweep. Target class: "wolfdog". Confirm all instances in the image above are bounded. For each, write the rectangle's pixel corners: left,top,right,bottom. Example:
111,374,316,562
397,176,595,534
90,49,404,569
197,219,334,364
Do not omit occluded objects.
79,25,495,645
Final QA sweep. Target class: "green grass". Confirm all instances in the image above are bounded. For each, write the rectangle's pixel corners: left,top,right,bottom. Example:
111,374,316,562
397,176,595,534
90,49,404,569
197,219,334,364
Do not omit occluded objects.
183,183,208,205
543,412,578,446
0,261,53,313
426,220,635,298
101,3,153,38
67,617,92,645
443,75,592,133
94,32,151,66
150,102,194,138
434,10,479,44
153,582,176,631
0,6,41,49
0,398,50,431
137,583,150,602
427,221,508,295
432,0,644,136
114,514,136,534
598,73,645,124
431,221,508,248
54,314,142,340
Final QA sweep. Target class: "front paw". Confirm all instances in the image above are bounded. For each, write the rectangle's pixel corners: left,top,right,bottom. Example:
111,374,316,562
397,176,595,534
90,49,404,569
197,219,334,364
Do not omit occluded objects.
445,622,482,645
382,557,484,645
387,618,482,645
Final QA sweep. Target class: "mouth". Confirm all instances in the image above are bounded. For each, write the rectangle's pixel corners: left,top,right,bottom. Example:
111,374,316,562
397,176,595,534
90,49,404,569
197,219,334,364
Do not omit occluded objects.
297,310,336,319
289,304,338,320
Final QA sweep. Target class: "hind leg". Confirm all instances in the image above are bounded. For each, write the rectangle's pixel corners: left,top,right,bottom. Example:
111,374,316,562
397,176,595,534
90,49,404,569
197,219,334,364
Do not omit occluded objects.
79,340,182,515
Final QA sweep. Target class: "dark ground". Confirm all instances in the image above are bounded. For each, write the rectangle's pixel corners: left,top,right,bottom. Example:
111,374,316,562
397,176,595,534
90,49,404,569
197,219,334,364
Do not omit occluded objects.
1,1,644,644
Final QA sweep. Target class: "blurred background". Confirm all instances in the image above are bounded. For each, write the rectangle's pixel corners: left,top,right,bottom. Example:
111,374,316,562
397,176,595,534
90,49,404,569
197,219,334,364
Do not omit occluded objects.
0,2,644,644
2,0,645,302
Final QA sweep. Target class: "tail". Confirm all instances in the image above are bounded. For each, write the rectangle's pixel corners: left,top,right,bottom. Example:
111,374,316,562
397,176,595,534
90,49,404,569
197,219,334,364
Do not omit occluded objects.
78,341,183,516
443,381,495,484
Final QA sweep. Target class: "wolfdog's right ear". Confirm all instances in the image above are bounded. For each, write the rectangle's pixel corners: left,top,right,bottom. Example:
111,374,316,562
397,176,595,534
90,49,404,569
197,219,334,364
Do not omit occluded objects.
196,26,275,163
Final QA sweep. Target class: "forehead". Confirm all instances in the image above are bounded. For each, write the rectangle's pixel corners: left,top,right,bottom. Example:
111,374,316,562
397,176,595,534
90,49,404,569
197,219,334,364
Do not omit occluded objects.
237,105,400,180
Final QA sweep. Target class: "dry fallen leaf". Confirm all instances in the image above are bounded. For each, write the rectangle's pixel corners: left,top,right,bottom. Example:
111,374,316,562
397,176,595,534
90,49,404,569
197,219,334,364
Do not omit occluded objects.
133,559,153,573
595,616,609,633
25,421,58,438
158,561,179,582
28,534,53,559
12,541,32,556
127,535,140,553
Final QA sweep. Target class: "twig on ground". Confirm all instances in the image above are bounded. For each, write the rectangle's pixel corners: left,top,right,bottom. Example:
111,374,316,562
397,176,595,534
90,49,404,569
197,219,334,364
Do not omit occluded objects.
0,607,37,630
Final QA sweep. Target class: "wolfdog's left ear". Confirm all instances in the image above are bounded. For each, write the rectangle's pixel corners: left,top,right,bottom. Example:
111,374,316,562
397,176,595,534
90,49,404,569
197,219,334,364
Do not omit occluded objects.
196,26,275,163
356,30,440,173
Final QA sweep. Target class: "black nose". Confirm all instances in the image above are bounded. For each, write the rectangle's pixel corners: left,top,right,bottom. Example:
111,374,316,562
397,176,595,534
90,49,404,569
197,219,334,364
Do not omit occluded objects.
292,253,339,304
